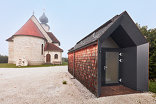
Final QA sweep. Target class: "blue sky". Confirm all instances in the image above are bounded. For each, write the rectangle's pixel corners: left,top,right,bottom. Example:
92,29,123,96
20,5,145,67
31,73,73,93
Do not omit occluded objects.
0,0,156,57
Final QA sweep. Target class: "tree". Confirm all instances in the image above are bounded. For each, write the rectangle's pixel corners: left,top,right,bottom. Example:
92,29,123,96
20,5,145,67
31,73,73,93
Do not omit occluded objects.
0,54,8,63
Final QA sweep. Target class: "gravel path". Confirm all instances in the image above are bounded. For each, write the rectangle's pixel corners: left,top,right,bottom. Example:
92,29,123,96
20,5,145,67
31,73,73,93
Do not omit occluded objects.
0,66,155,104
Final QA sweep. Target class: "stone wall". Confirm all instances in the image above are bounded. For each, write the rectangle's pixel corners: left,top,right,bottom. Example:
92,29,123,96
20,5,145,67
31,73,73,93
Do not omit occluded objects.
8,41,14,64
13,35,45,65
68,44,98,95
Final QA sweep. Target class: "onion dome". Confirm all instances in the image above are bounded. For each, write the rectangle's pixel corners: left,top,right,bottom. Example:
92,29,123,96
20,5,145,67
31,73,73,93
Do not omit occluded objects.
39,12,48,24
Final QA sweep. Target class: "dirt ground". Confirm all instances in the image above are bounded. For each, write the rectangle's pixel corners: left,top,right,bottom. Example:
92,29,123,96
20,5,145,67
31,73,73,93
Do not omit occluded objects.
0,66,155,104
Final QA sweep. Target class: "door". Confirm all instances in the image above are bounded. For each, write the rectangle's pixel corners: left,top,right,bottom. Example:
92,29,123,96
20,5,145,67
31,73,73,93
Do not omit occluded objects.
101,48,121,86
105,52,119,84
46,54,51,63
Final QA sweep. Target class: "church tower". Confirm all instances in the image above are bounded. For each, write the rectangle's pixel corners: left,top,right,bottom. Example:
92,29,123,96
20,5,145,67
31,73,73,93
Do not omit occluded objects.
6,12,63,65
39,12,50,32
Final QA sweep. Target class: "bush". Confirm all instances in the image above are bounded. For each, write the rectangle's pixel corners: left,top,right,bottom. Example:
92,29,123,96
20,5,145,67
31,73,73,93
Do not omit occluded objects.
62,57,68,62
62,57,68,65
62,80,67,84
150,64,156,79
0,55,8,63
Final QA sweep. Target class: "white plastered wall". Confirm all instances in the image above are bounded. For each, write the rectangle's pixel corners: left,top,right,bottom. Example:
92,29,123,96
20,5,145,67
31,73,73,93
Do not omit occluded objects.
44,51,62,64
8,41,14,64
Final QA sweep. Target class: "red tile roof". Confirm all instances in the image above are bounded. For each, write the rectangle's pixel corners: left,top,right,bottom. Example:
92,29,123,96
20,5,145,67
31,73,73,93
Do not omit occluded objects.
47,32,60,45
44,43,63,52
14,19,45,39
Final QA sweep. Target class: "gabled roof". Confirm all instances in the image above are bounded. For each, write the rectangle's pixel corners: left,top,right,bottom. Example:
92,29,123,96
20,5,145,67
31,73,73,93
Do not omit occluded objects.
14,18,45,39
31,15,52,42
6,15,54,42
44,43,63,52
69,11,148,52
47,32,60,45
72,14,120,51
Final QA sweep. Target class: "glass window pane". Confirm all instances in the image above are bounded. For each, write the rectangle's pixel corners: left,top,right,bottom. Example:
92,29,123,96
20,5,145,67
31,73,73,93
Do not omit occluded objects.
105,52,119,84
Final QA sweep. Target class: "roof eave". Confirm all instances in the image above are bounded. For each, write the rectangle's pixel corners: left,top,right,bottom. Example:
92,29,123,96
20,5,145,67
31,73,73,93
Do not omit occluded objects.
13,34,46,40
45,50,63,52
68,40,98,53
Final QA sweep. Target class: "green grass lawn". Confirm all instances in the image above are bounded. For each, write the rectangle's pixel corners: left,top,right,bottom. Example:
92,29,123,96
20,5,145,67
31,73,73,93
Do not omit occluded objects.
0,62,68,68
149,81,156,93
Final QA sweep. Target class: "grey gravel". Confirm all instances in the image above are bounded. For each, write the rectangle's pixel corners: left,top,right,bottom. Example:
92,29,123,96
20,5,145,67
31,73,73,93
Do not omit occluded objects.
0,66,155,104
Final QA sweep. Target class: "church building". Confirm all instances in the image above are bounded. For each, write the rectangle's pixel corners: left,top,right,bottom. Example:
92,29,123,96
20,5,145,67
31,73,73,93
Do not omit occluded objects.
6,13,63,65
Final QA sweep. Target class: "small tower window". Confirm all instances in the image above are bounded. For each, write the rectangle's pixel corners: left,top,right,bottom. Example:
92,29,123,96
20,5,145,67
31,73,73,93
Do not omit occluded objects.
54,54,58,59
41,44,43,55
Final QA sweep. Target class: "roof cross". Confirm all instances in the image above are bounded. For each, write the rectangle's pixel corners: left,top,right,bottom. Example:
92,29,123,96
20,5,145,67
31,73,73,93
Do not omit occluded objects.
43,8,46,13
32,10,35,15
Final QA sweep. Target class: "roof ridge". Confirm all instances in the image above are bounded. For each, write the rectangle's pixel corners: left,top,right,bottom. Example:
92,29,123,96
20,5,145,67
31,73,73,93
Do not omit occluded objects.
69,11,126,51
31,15,52,42
31,15,46,38
76,14,120,44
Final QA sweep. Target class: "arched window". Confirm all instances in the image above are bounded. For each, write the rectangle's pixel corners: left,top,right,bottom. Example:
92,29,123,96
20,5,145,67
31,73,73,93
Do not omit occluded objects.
41,44,43,55
54,54,58,59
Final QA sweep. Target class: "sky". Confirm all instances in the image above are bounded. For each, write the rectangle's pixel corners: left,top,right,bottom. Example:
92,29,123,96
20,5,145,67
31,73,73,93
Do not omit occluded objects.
0,0,156,57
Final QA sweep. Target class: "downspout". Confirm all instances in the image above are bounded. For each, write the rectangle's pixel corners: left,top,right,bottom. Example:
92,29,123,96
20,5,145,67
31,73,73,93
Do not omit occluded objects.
97,40,101,97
